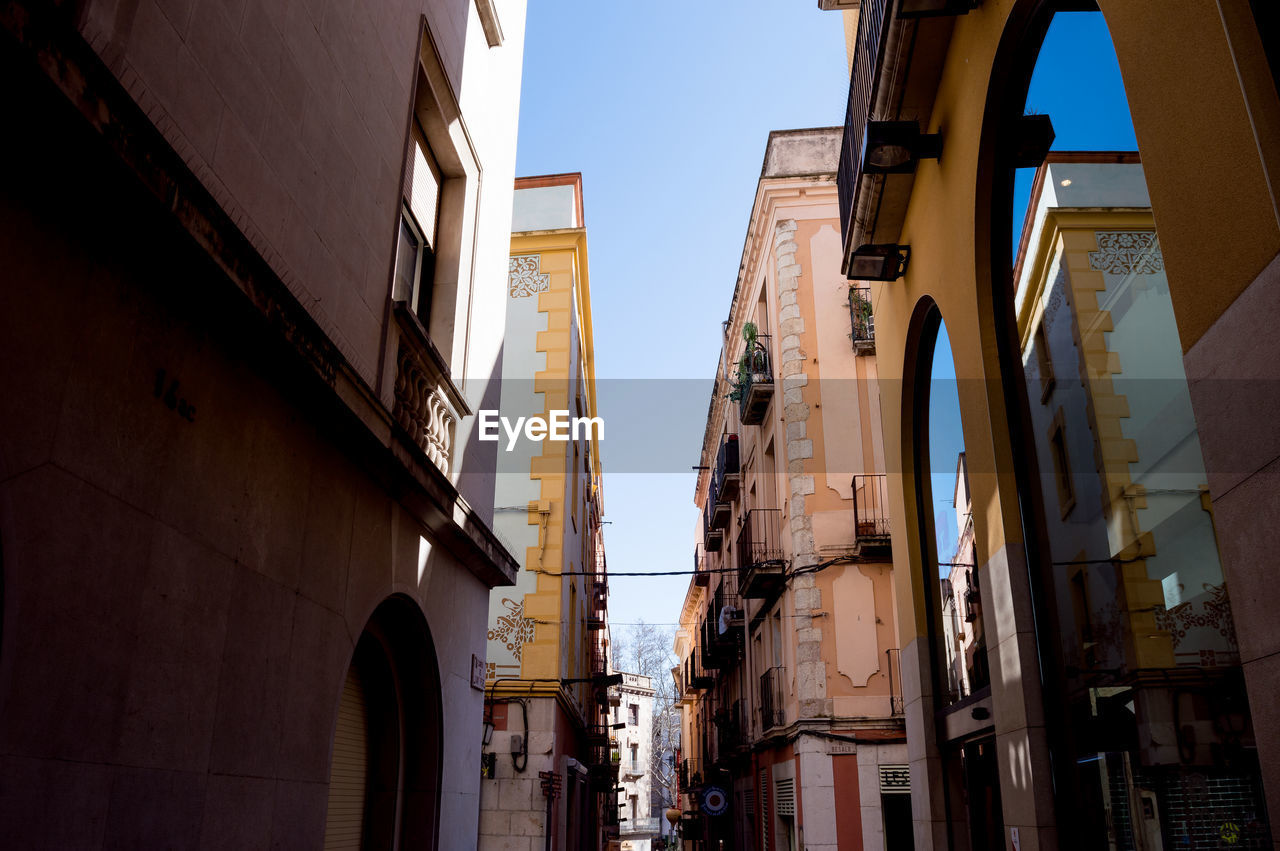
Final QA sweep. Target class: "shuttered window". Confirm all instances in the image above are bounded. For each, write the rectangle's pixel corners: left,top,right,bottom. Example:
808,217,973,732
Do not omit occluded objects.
325,664,370,849
759,769,769,848
775,777,796,817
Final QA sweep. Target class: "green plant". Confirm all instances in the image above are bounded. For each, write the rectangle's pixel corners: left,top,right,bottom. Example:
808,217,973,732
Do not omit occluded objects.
728,322,764,400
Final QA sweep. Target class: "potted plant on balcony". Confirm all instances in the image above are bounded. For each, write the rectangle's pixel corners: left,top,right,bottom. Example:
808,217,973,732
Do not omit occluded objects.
728,322,759,401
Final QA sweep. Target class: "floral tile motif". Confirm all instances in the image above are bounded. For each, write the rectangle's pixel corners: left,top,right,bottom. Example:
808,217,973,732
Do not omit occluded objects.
488,597,535,660
509,254,550,298
1089,231,1164,275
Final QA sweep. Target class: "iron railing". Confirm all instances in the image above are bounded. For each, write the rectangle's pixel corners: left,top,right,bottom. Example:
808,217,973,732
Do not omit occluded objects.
704,498,723,552
849,286,875,351
886,647,904,716
737,508,785,592
837,0,891,255
693,542,709,587
712,433,741,503
760,666,786,732
853,474,891,542
679,758,704,788
710,585,743,651
715,699,745,759
735,335,774,425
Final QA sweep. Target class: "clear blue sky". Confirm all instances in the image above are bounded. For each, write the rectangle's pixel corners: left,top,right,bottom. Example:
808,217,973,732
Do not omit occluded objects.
513,7,1138,631
514,2,849,631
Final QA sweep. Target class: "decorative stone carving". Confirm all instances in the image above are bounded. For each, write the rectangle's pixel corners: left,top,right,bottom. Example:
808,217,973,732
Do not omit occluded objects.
393,340,456,475
487,597,535,660
1089,231,1164,275
509,254,549,298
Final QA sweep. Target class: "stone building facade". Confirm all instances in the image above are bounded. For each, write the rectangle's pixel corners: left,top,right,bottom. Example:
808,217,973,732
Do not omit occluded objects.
0,0,526,846
479,174,612,851
674,128,910,851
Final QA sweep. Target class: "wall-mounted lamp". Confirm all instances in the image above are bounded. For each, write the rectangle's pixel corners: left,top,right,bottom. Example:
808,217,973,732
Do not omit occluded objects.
861,121,942,174
1011,114,1055,168
848,244,911,282
482,719,494,746
897,0,978,19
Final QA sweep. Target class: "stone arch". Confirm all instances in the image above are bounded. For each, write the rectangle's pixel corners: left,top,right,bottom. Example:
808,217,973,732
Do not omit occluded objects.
324,593,444,849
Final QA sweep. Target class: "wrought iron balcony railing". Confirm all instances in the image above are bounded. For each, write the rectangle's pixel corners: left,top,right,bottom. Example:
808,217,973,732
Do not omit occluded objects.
710,586,743,651
852,474,891,548
704,499,724,553
712,433,741,504
759,666,786,732
734,335,774,426
849,286,875,353
837,0,891,262
679,758,703,789
693,542,710,587
737,508,786,599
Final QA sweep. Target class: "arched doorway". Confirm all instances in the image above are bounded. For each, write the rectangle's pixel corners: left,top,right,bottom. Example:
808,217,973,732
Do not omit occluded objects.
908,300,1000,851
324,595,444,849
980,3,1273,847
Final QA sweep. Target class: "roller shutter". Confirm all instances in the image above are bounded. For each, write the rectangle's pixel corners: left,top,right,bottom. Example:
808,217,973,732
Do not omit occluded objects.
324,664,370,849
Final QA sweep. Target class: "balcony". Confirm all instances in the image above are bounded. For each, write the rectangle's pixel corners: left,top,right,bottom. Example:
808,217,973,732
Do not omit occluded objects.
701,618,726,670
714,700,747,766
704,500,724,553
710,587,743,652
836,0,891,270
686,654,713,691
392,306,466,476
621,816,661,835
849,286,876,354
679,758,704,789
694,543,710,587
852,474,891,554
734,335,774,426
712,433,741,504
737,508,787,599
760,666,786,732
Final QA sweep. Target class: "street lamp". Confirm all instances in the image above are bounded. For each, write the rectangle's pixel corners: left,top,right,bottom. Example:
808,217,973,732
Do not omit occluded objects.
848,244,911,282
861,121,942,175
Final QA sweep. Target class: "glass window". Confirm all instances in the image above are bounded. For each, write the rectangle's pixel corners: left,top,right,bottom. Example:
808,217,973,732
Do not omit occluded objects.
1006,12,1270,847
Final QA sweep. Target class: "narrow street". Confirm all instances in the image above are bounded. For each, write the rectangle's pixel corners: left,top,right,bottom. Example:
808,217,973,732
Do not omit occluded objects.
1,1,1278,849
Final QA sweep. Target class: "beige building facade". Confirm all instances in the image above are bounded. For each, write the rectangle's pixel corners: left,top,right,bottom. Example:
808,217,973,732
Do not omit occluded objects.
824,1,1280,847
674,128,910,851
479,174,614,851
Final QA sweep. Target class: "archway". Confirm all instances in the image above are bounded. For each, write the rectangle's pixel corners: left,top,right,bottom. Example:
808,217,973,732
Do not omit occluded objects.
324,594,444,849
908,298,1000,851
979,3,1273,847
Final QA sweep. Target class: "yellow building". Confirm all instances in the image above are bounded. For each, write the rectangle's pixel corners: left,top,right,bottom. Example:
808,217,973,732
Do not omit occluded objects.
674,129,909,851
824,2,1280,848
480,174,613,851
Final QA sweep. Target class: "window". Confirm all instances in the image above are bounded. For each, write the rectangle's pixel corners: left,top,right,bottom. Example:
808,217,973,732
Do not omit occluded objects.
628,703,639,727
1034,321,1055,401
629,743,638,771
390,21,483,373
1048,411,1075,517
395,121,441,323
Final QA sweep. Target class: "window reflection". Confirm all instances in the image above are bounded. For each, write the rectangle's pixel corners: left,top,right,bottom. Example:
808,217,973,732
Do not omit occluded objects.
1015,156,1269,847
925,322,990,707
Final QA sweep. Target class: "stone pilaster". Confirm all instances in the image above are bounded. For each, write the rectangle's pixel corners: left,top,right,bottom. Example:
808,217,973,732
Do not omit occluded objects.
775,219,828,715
